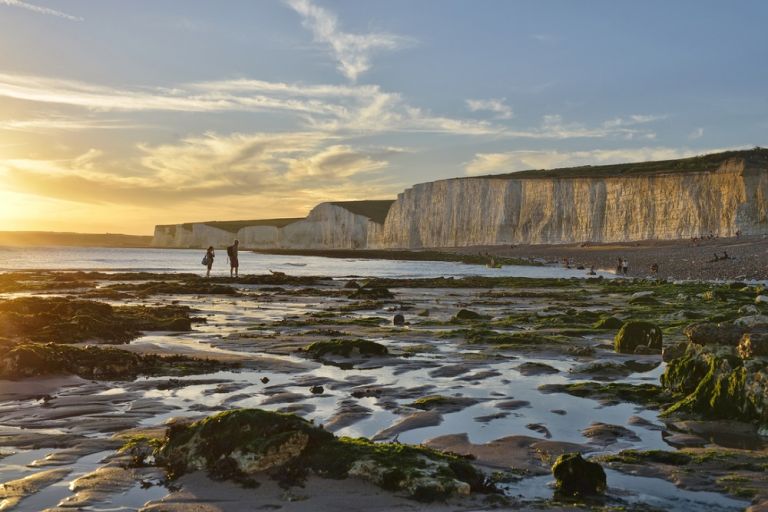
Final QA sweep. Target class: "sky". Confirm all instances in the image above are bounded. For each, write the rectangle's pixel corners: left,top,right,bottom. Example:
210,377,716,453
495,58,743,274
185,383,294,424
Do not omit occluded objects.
0,0,766,234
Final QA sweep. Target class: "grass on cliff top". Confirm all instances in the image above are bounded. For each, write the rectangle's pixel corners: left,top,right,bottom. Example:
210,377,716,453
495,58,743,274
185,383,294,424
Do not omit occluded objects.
476,147,768,180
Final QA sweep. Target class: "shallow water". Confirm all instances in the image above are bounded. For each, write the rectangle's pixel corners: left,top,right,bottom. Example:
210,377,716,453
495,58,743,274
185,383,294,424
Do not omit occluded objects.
0,254,758,511
0,245,612,279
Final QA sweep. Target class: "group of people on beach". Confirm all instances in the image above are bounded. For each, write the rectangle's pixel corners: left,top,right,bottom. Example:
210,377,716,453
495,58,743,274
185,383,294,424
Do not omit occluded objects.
201,240,239,278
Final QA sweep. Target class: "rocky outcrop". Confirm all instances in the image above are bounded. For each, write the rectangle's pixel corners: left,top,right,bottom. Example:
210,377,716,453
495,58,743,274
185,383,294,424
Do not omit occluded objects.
153,150,768,249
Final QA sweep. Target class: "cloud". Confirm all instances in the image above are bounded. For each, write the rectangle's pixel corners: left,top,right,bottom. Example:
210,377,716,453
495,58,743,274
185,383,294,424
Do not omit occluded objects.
1,131,406,209
0,115,141,132
0,73,497,136
499,114,661,140
465,146,741,175
466,98,513,119
689,127,705,140
0,0,82,21
285,0,410,81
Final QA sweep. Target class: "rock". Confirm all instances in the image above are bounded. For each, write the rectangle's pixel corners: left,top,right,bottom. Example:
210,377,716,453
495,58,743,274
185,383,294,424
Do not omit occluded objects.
309,385,324,394
755,295,768,305
734,315,768,328
631,291,654,300
343,280,360,289
260,377,270,384
551,453,606,496
663,342,688,362
515,362,559,376
417,309,430,317
495,399,531,411
740,305,760,315
614,321,662,354
662,344,768,426
453,309,486,321
153,409,493,501
683,322,744,346
581,422,641,446
592,316,623,329
526,423,552,438
392,314,405,326
662,433,707,448
738,333,768,359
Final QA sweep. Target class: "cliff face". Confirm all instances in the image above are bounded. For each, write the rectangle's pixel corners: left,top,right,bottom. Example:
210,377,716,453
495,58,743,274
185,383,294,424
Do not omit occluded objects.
152,151,768,250
374,157,768,248
151,203,382,249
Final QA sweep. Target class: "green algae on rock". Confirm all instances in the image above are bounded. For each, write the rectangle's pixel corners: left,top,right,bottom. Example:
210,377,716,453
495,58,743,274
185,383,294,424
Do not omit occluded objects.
300,339,389,358
661,344,768,426
151,409,495,501
0,342,230,380
539,381,668,408
614,321,663,354
0,297,193,344
551,452,606,497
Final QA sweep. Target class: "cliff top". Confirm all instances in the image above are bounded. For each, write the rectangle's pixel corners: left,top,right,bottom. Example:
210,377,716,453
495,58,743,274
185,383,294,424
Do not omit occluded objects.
157,218,304,233
329,200,395,224
475,147,768,180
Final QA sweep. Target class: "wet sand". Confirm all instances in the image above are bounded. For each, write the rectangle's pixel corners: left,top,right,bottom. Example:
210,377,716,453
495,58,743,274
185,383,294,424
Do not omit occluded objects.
0,270,765,511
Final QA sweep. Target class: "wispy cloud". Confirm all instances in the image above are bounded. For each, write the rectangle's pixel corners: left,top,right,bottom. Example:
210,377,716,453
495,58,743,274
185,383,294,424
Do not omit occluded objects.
466,98,513,119
689,127,705,140
0,0,82,21
285,0,411,81
1,131,406,210
0,114,140,132
465,146,741,175
0,72,501,137
500,114,661,140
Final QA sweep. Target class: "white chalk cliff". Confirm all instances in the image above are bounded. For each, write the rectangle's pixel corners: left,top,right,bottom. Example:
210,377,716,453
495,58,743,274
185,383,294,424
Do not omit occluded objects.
153,150,768,249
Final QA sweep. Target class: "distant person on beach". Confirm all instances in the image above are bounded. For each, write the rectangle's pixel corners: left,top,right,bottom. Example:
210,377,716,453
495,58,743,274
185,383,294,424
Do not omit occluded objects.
622,259,629,275
227,240,239,277
202,246,215,278
616,257,623,274
651,262,658,274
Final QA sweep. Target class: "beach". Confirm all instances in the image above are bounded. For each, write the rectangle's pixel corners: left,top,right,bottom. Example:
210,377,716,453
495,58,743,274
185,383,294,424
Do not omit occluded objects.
0,262,766,511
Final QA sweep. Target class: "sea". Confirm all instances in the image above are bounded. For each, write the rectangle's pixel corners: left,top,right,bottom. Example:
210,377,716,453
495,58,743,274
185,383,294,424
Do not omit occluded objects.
0,246,613,279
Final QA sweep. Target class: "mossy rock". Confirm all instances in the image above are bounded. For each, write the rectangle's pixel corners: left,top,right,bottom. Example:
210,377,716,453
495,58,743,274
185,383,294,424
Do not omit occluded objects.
551,452,606,496
0,342,229,380
349,286,394,300
661,344,768,426
0,297,193,344
453,309,488,321
593,316,623,329
614,321,663,354
301,339,389,359
152,409,495,501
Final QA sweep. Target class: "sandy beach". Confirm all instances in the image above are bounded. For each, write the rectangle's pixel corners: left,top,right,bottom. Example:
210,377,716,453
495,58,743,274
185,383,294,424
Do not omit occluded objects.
449,235,768,281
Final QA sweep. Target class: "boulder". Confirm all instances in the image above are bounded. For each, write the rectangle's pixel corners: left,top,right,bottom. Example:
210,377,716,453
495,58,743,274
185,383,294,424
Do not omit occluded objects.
153,409,495,501
393,314,405,326
592,316,623,329
734,315,768,329
755,295,768,305
453,309,486,321
738,333,768,359
551,452,606,496
683,322,744,346
662,344,768,426
614,321,662,354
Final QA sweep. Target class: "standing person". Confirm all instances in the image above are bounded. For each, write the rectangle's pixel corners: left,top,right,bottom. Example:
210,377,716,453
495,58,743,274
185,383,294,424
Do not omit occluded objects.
203,246,215,278
622,258,629,275
616,257,623,274
226,240,240,277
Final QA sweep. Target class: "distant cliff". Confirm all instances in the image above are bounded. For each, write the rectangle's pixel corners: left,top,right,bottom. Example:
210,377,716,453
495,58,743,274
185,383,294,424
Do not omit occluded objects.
152,201,394,249
152,149,768,249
